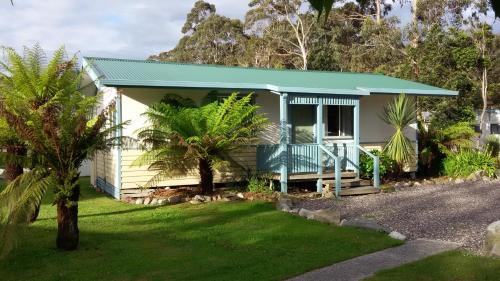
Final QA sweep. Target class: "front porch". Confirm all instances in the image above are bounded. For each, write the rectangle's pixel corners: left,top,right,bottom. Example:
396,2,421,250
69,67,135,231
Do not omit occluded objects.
256,92,380,196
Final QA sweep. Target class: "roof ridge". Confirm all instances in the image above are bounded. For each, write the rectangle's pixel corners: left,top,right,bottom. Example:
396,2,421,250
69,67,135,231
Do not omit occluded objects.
82,56,386,76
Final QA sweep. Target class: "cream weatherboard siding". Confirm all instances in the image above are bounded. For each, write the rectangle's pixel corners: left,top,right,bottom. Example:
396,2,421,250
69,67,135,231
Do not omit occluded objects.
89,86,418,198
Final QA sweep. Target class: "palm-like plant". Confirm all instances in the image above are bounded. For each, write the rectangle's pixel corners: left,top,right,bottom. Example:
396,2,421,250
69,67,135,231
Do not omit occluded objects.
381,93,416,170
135,93,268,194
0,46,118,255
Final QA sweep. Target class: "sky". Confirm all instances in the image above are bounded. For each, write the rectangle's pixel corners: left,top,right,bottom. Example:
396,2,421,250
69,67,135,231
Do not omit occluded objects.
0,0,498,60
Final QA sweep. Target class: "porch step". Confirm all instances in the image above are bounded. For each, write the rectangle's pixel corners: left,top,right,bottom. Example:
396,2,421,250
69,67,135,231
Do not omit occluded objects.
270,172,357,181
339,186,380,196
323,179,372,188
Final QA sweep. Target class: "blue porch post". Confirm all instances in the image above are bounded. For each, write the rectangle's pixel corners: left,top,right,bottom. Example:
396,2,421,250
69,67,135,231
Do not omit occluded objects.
316,97,323,192
279,93,289,193
353,99,360,178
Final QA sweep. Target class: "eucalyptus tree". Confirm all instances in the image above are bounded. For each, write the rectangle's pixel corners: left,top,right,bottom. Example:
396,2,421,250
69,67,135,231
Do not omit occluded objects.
151,1,247,65
0,46,118,254
245,0,317,70
135,93,268,195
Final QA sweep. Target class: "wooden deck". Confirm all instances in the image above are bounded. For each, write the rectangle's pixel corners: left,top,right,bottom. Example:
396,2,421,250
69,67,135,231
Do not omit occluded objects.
269,172,379,196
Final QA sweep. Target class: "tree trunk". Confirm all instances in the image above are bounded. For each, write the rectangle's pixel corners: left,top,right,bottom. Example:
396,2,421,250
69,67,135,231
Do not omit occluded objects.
479,66,488,138
375,0,382,24
29,204,40,223
56,182,80,250
4,144,26,183
198,158,214,195
411,0,419,49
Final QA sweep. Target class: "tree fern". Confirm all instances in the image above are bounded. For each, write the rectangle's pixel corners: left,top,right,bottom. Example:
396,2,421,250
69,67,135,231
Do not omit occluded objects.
0,45,119,255
134,93,268,194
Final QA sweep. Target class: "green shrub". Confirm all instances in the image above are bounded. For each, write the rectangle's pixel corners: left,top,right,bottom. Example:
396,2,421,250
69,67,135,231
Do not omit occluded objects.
484,135,500,158
360,150,396,180
247,176,272,194
442,150,496,178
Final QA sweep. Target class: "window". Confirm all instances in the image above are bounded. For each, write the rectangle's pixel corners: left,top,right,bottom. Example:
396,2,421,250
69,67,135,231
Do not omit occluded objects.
491,124,500,134
326,105,353,137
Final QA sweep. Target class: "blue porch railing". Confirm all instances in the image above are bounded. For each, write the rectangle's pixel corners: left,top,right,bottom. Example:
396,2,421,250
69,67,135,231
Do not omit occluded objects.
256,143,380,191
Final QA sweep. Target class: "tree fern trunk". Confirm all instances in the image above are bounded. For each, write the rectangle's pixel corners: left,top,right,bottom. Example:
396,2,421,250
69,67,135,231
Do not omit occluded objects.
198,158,214,195
56,183,80,250
4,144,25,182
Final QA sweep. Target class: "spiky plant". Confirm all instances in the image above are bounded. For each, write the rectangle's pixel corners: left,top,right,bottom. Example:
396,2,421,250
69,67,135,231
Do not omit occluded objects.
0,46,118,255
135,93,268,194
380,93,416,171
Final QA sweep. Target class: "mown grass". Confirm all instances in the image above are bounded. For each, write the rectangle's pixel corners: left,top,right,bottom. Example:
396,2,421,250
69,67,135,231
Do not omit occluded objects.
0,177,401,281
367,250,500,281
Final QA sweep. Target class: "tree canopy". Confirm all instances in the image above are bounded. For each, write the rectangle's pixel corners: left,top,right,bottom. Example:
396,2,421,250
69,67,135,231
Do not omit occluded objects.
151,0,500,126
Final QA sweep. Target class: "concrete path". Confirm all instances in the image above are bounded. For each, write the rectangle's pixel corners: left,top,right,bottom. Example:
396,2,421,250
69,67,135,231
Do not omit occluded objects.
287,239,461,281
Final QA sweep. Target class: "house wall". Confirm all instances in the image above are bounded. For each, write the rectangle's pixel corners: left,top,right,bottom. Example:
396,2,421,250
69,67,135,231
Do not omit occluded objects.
89,86,121,198
95,87,419,198
359,94,417,146
118,87,261,196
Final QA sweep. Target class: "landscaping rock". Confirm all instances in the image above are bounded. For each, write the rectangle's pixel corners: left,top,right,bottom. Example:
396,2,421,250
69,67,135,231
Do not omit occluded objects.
276,196,293,211
322,191,334,198
455,178,465,184
135,198,144,205
143,198,151,205
236,192,245,199
413,182,421,187
203,195,212,202
150,198,158,205
486,220,500,257
167,195,183,204
309,192,322,198
189,199,202,205
389,231,407,241
164,187,171,190
311,208,341,225
215,195,222,201
340,218,388,232
157,199,166,205
193,195,205,202
466,171,484,182
289,208,300,214
298,208,315,219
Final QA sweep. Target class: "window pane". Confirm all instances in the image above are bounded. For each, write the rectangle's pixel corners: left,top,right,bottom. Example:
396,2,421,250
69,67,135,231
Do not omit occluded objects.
327,105,339,136
340,106,354,136
491,124,500,134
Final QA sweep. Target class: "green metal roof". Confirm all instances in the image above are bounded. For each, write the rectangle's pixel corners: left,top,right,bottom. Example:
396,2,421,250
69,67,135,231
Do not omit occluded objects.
82,57,458,96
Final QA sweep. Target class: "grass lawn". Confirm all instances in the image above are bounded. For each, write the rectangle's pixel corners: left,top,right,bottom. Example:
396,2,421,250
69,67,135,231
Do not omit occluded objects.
367,250,500,281
0,177,401,281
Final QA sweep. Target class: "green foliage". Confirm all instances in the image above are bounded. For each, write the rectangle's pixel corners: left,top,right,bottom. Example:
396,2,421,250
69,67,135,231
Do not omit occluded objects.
381,94,416,168
484,135,500,158
246,176,272,194
436,122,477,155
442,150,496,178
418,121,479,176
359,150,396,180
0,45,118,255
135,93,268,194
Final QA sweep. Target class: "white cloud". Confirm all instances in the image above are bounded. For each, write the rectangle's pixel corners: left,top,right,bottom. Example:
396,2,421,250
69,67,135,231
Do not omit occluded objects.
0,0,249,59
0,0,498,60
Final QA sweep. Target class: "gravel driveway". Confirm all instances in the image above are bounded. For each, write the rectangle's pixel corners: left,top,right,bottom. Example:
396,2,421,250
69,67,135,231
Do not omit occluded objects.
297,180,500,253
